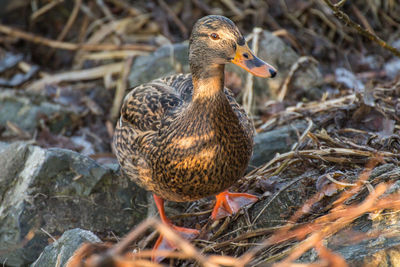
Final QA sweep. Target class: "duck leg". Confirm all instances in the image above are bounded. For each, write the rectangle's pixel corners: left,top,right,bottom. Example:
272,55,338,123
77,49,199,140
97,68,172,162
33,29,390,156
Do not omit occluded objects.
152,194,199,261
211,191,258,220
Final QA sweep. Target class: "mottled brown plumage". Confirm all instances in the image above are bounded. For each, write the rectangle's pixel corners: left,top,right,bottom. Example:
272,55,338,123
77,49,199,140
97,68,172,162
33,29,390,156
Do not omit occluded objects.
114,72,253,201
113,15,276,204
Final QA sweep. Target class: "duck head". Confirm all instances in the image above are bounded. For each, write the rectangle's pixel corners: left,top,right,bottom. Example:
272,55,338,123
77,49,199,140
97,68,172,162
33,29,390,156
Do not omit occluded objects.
189,15,277,79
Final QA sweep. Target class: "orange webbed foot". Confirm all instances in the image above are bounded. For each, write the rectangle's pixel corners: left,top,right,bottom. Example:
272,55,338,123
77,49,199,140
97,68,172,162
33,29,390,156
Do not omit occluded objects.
152,225,199,262
211,191,258,220
152,194,199,262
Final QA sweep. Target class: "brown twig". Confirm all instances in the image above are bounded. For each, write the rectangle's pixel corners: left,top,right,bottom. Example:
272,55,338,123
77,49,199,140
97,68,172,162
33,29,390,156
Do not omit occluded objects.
43,0,83,63
192,0,213,14
96,0,115,21
30,0,64,21
110,56,134,121
110,218,157,256
157,0,188,39
81,50,145,60
243,27,262,115
27,62,124,92
351,4,375,35
108,0,141,16
277,56,318,101
0,24,156,52
309,8,353,42
220,0,244,18
57,0,82,41
272,29,303,54
321,0,400,58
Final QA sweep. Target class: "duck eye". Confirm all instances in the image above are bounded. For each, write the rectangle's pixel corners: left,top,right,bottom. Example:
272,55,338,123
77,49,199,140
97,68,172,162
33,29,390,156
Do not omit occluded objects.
210,33,220,40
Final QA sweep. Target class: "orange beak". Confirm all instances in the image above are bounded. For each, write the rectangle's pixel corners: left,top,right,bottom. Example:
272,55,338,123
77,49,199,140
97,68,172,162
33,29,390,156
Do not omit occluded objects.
231,44,277,78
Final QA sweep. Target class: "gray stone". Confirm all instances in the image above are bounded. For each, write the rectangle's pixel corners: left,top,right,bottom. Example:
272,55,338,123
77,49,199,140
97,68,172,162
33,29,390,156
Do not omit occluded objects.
0,143,148,266
333,230,400,264
250,121,309,169
0,141,9,153
0,89,79,134
129,42,189,89
31,228,101,267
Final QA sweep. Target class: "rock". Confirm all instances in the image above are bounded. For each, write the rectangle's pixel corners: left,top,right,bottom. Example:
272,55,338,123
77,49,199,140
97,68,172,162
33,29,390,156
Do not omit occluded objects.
250,121,309,169
129,42,189,89
0,143,148,266
0,141,9,153
31,228,101,267
351,245,400,266
128,31,323,99
0,89,79,134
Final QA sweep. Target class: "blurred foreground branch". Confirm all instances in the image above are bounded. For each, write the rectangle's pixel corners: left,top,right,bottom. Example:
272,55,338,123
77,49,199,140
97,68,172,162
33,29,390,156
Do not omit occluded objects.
322,0,400,58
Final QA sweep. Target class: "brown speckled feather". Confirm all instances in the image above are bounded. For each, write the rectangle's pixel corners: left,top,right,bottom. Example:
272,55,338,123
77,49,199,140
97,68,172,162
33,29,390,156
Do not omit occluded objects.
113,73,254,202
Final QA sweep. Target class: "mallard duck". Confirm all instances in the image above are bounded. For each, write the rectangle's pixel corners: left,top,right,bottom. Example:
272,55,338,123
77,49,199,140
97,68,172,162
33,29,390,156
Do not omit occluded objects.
113,15,276,255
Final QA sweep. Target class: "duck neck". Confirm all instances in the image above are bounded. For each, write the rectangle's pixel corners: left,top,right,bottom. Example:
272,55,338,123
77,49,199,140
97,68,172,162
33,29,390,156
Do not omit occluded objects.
191,63,225,100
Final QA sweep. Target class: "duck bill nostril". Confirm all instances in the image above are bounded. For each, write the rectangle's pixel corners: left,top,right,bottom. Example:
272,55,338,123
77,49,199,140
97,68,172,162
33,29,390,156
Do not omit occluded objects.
269,68,277,78
231,44,276,78
232,53,277,78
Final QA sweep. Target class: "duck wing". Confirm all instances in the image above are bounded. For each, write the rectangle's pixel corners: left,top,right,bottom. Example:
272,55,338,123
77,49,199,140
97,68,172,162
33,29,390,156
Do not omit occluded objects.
113,73,254,192
120,74,193,132
113,74,191,190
